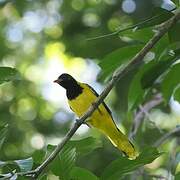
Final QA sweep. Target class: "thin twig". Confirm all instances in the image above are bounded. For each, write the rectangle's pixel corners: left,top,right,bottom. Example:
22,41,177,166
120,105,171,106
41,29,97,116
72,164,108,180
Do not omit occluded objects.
129,94,163,139
153,126,180,147
18,10,180,179
86,8,176,41
147,174,168,179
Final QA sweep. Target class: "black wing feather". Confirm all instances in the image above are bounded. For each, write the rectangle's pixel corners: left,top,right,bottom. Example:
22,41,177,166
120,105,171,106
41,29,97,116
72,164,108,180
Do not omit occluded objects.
84,83,113,118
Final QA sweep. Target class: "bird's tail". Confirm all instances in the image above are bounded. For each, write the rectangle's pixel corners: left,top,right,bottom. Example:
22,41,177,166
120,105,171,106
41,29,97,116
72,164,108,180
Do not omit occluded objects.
107,128,139,160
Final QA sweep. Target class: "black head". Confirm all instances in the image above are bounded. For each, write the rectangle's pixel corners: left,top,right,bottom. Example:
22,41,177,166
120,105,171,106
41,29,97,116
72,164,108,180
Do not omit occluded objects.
54,73,78,90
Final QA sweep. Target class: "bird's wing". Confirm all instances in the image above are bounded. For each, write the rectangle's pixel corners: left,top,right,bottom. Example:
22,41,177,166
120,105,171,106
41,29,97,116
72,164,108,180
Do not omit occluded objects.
84,83,113,118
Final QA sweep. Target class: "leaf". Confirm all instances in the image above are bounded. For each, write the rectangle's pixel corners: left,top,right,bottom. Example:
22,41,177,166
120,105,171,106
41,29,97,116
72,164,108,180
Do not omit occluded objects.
175,172,180,180
70,167,99,180
0,160,6,168
116,68,138,115
66,137,102,156
174,86,180,102
101,147,163,180
32,149,46,164
171,152,180,175
14,157,33,172
136,126,166,146
0,124,8,150
168,21,180,43
141,46,180,89
136,8,174,30
128,44,180,110
0,67,20,84
171,0,179,7
128,68,144,111
9,174,18,180
49,146,76,180
98,45,143,80
162,63,180,101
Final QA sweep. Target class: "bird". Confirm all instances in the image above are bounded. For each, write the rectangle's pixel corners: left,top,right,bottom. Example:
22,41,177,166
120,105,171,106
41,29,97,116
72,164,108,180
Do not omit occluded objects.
54,73,138,159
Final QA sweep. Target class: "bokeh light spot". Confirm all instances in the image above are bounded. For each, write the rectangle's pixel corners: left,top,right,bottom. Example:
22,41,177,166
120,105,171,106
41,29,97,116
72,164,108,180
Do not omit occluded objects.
31,134,45,149
45,25,63,39
17,98,37,121
6,23,23,42
107,18,121,31
45,42,66,60
122,0,136,14
82,13,100,27
71,0,85,11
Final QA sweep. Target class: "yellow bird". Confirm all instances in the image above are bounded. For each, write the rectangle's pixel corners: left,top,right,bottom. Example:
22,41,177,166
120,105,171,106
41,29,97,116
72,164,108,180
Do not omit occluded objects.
54,73,138,159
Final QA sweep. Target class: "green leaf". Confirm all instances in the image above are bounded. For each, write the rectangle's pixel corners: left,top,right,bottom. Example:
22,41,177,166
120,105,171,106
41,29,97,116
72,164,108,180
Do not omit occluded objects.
101,147,163,180
32,149,46,164
175,172,180,180
70,167,99,180
14,157,33,172
172,0,179,7
0,160,6,168
0,67,20,84
136,8,174,30
141,46,180,89
128,44,180,110
66,137,102,156
171,152,180,175
169,22,180,43
116,68,138,115
128,68,144,111
99,45,143,80
0,124,8,150
162,63,180,101
174,86,180,102
136,126,166,146
49,146,76,180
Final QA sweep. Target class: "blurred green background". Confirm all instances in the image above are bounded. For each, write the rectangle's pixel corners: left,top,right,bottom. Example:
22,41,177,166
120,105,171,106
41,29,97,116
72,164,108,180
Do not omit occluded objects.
0,0,179,179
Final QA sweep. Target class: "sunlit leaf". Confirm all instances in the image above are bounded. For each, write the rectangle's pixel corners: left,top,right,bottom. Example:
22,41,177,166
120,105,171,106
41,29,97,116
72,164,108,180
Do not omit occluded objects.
49,146,76,180
162,63,180,101
0,67,20,84
101,147,163,180
171,152,180,175
9,173,18,180
70,167,99,180
14,157,33,172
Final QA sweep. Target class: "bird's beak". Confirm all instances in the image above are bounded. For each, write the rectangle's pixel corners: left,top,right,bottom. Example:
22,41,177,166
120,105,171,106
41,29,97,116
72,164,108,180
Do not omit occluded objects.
54,78,63,84
53,79,58,83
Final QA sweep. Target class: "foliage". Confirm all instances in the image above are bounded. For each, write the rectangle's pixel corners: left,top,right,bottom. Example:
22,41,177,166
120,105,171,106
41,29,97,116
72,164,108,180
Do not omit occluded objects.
0,0,180,179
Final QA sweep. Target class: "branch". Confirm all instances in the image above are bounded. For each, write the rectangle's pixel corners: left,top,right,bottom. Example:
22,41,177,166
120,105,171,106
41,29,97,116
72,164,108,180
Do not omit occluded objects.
129,94,163,139
20,10,180,179
86,7,176,41
147,174,168,180
153,126,180,147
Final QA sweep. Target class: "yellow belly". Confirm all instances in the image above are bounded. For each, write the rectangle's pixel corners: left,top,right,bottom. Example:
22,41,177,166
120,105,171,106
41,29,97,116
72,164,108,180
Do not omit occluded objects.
68,83,115,130
67,83,138,159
